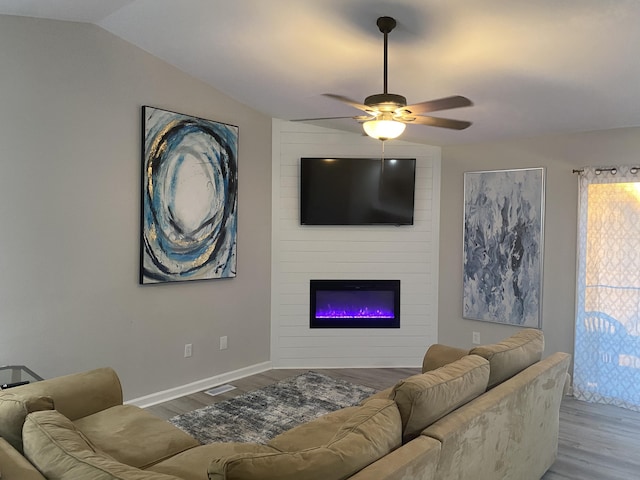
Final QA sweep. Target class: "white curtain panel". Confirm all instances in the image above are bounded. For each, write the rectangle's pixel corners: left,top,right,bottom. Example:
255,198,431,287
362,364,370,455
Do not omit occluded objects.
574,166,640,411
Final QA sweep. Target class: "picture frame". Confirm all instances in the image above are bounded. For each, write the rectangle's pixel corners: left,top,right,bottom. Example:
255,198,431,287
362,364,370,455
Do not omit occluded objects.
140,106,238,284
462,168,545,327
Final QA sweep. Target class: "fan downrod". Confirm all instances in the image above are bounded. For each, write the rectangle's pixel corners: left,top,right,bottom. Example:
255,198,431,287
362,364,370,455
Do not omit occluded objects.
366,16,405,110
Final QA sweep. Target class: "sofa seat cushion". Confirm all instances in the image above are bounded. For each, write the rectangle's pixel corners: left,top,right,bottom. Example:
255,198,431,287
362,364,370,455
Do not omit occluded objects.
391,355,490,442
149,443,278,480
0,391,54,452
22,410,181,480
470,328,544,388
73,404,200,469
206,398,402,480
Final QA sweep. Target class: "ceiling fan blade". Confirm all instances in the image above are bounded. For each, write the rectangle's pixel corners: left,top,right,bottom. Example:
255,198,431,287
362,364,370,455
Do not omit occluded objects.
291,114,375,122
401,96,473,115
402,115,472,130
323,94,377,114
291,115,361,122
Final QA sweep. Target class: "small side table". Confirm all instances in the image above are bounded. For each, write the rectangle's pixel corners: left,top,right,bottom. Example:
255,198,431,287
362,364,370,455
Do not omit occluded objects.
0,365,43,389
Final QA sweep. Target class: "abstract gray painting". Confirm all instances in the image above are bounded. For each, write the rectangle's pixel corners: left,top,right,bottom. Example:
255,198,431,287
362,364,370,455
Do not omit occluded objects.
141,106,238,284
463,168,545,327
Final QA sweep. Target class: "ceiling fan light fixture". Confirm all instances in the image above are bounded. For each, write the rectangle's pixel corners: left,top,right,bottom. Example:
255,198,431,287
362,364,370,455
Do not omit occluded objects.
363,118,406,141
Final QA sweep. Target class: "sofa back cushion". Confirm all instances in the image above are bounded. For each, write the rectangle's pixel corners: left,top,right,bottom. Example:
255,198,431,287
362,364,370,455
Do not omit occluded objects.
0,392,53,452
22,410,180,480
391,355,490,442
0,437,47,480
470,328,544,388
10,367,123,421
208,399,401,480
268,405,359,452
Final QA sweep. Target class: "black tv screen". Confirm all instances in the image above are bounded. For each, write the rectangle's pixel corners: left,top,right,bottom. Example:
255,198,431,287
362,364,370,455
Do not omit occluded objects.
300,158,416,225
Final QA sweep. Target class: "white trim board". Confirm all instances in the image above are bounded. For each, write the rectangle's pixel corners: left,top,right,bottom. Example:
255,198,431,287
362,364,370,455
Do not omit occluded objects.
125,361,272,408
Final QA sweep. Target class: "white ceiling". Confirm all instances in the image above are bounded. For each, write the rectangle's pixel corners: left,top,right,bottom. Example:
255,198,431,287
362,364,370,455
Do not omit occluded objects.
2,0,640,146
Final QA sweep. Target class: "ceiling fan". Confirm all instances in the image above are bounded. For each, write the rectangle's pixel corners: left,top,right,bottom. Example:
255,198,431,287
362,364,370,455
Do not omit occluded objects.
295,16,473,141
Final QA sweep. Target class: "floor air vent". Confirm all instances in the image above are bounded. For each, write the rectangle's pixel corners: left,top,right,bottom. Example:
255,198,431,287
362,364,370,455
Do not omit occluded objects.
204,384,236,397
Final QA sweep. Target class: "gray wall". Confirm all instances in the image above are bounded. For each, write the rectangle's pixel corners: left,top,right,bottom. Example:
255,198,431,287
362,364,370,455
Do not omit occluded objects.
4,14,639,399
0,15,272,399
439,126,640,362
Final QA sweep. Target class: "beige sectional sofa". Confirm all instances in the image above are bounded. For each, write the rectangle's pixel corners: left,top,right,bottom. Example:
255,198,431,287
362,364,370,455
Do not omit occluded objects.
0,329,570,479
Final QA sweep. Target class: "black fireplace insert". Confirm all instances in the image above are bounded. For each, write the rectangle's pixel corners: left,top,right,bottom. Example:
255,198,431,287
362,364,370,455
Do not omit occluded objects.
309,279,400,328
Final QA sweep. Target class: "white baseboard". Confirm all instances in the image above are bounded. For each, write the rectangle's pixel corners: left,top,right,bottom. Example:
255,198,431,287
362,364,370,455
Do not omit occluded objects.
126,361,272,408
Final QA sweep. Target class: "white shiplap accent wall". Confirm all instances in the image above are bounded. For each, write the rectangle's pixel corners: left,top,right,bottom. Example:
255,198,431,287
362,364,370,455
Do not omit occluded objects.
271,119,440,368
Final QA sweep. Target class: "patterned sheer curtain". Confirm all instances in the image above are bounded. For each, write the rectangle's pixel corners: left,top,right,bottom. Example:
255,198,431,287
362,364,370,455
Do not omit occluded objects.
574,166,640,411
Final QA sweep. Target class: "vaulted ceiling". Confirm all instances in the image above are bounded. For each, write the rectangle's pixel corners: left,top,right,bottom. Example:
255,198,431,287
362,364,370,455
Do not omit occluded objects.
1,0,640,145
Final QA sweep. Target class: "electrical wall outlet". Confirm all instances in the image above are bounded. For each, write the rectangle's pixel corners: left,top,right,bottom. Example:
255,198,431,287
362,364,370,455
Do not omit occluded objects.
472,332,481,345
184,343,193,358
219,336,228,350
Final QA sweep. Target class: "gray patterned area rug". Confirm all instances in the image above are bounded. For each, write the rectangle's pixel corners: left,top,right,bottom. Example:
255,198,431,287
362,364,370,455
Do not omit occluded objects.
169,371,377,444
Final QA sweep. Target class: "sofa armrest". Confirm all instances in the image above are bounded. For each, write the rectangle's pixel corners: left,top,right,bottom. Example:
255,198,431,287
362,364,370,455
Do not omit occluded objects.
422,344,469,373
0,437,47,480
348,435,441,480
563,372,572,396
421,352,571,480
9,367,123,420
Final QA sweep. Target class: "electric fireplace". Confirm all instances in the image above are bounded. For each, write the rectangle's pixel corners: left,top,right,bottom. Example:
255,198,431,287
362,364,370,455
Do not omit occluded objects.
309,280,400,328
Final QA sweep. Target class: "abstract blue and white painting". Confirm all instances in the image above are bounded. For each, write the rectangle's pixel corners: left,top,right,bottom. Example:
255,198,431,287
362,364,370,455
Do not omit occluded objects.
141,106,238,284
463,168,545,327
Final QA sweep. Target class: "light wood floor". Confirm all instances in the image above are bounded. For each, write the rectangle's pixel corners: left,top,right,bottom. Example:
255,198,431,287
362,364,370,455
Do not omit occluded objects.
146,368,640,480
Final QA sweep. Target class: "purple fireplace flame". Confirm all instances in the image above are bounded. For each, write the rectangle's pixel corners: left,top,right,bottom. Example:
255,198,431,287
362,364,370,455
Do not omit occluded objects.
315,291,395,319
310,280,400,328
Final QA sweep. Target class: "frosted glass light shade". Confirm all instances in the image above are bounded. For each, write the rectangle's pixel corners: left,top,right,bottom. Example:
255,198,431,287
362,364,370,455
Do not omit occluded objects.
362,119,406,141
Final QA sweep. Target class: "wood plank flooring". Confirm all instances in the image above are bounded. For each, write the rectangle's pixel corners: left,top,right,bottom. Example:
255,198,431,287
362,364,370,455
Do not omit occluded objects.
146,368,640,479
543,396,640,480
146,367,418,420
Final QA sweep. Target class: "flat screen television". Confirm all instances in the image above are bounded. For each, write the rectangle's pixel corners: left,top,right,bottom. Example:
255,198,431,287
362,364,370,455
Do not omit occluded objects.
300,157,416,225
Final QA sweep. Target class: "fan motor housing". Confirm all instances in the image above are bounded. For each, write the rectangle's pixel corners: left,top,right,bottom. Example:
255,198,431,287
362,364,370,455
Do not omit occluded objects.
364,93,407,111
